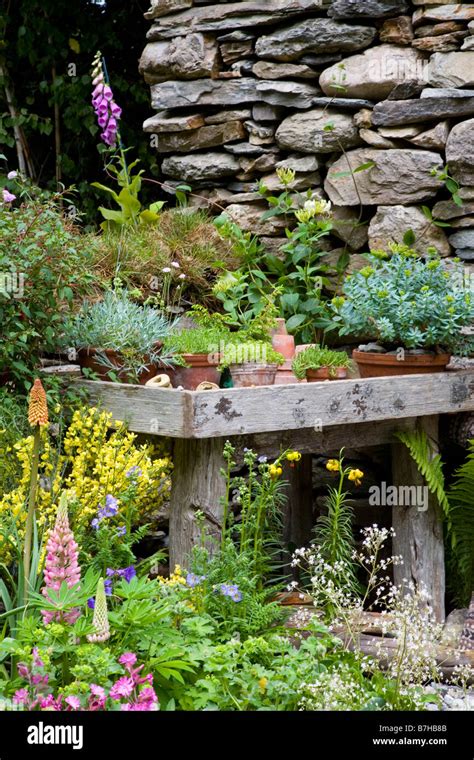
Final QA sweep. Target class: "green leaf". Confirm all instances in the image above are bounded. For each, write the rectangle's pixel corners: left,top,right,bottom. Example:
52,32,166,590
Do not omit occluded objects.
286,313,306,331
403,229,416,247
353,161,376,173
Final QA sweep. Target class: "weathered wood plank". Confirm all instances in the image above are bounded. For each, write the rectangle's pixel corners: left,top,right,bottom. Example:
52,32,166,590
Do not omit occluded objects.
168,437,227,570
391,416,445,622
191,372,474,438
75,380,191,437
231,417,417,463
74,371,474,438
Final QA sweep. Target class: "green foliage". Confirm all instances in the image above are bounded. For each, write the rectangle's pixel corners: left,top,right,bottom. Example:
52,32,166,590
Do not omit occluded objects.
219,341,284,369
313,451,361,603
63,289,175,380
446,443,474,604
332,245,474,352
1,0,153,224
396,429,474,605
92,150,165,230
395,429,450,523
164,324,231,362
213,176,337,343
0,179,95,389
292,345,353,380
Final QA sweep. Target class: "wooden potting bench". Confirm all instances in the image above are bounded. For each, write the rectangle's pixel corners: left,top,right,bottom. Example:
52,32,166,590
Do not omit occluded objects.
76,370,474,621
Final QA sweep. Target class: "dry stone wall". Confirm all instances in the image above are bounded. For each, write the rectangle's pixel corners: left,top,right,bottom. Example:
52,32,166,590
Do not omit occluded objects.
140,0,474,264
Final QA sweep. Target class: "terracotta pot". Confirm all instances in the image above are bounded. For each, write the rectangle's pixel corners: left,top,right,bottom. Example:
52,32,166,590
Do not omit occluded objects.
171,353,221,390
78,347,160,384
352,350,451,378
230,363,278,388
274,360,301,385
306,366,348,382
272,334,295,361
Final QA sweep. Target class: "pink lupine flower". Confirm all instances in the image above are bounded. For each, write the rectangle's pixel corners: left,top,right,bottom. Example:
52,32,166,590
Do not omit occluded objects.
41,494,81,625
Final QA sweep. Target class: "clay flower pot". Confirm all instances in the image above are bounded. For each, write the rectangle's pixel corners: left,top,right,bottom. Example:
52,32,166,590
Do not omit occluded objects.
78,347,161,385
271,319,295,361
306,366,349,382
352,350,451,378
230,362,278,388
171,353,221,390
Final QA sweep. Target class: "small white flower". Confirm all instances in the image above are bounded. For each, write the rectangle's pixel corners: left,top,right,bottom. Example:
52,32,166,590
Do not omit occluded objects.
171,261,180,268
162,267,171,273
178,273,186,279
7,170,18,179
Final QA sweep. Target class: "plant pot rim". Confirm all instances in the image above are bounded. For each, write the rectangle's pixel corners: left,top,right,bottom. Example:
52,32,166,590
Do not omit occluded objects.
352,349,451,364
229,362,279,371
181,352,221,367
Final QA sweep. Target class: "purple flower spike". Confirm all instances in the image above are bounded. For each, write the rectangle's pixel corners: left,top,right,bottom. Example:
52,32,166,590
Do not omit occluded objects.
91,54,121,147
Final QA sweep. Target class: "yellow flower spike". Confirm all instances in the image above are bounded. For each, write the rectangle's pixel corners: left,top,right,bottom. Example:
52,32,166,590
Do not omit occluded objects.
326,459,340,472
28,379,49,427
348,468,364,486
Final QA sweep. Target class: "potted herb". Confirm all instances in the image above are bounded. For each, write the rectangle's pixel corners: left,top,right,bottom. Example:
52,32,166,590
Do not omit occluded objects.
219,340,285,388
331,247,474,377
64,290,174,384
292,345,353,382
163,326,228,390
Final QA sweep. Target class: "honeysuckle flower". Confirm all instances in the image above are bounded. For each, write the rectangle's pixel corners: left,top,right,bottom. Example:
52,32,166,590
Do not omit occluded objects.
7,170,17,179
2,188,16,203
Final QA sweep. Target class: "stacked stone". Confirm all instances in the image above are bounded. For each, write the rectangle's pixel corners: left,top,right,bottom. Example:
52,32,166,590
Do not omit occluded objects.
140,0,474,265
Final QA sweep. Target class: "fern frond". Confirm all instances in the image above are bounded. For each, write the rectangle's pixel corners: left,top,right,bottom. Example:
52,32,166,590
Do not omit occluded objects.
446,442,474,603
395,429,451,530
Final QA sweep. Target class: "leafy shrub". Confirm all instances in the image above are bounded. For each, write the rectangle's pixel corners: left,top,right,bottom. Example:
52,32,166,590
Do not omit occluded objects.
292,345,353,379
89,209,238,307
0,407,172,565
0,183,95,388
332,245,474,352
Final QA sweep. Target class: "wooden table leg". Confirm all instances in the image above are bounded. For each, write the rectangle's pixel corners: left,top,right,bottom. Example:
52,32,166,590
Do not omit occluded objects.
168,436,226,571
282,453,314,561
391,415,445,622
